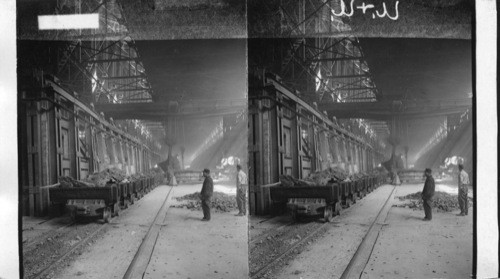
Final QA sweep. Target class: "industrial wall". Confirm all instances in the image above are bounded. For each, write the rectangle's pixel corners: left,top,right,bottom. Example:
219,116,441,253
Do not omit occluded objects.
414,110,473,177
248,71,385,215
18,75,163,217
189,111,248,171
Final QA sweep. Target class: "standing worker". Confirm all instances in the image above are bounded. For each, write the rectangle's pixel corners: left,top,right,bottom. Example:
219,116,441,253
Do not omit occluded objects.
200,168,213,221
235,164,248,216
421,168,435,221
457,164,470,216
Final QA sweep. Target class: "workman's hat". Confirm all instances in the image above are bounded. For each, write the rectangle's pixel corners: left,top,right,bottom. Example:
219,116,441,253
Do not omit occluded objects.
203,168,210,174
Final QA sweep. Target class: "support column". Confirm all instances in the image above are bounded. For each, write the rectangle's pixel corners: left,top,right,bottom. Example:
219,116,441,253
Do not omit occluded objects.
341,136,348,172
353,142,360,173
130,145,136,174
333,135,341,168
118,138,125,171
109,136,118,168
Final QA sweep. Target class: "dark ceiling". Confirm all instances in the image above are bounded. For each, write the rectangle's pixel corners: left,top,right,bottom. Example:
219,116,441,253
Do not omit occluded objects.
358,38,472,161
134,39,247,159
359,38,472,101
135,39,247,102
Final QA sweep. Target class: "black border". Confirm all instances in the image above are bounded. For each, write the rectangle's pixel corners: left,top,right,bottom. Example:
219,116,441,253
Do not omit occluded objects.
471,1,477,277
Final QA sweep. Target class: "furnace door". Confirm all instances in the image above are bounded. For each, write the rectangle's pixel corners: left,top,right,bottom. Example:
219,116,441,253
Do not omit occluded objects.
55,108,74,177
279,117,294,176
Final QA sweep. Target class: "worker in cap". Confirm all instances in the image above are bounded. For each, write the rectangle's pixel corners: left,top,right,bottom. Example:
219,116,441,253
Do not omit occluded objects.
421,168,435,221
200,168,213,221
235,164,248,216
457,164,470,216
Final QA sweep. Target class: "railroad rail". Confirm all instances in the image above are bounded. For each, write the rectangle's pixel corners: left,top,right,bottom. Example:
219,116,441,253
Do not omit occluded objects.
24,179,162,279
249,220,295,246
23,220,76,250
123,186,175,279
250,221,327,278
28,223,107,279
249,184,396,279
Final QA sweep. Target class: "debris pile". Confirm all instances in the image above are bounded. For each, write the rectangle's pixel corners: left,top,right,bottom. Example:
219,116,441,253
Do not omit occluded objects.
395,191,473,212
351,172,369,180
150,168,165,185
58,176,95,188
130,173,147,181
83,168,127,187
279,175,316,187
171,191,238,212
279,167,374,187
57,167,163,188
306,167,350,185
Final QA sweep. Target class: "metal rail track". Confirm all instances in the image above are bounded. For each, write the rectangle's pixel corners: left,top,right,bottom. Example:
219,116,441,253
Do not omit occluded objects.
23,221,76,250
28,186,165,279
250,221,327,279
249,221,295,246
30,223,108,279
123,186,175,279
340,185,397,279
250,185,395,279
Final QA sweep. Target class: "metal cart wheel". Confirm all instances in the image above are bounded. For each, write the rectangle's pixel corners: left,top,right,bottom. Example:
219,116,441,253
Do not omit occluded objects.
334,202,342,216
346,198,353,207
103,207,111,223
350,195,356,204
121,199,128,209
324,206,334,223
113,203,120,217
342,198,350,208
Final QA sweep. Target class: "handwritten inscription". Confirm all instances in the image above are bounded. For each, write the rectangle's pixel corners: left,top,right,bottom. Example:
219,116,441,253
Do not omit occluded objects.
332,0,399,20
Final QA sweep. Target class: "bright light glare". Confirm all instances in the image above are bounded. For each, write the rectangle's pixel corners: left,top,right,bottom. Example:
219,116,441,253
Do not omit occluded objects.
38,14,99,30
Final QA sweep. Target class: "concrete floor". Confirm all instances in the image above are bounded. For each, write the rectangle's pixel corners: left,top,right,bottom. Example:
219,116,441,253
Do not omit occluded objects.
22,182,249,279
270,182,472,279
21,182,472,279
272,184,397,279
144,183,249,279
361,183,473,279
52,185,173,279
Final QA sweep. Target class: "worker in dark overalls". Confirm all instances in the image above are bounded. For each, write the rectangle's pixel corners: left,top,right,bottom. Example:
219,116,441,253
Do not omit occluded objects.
457,164,470,216
200,168,213,221
421,168,435,221
235,164,248,216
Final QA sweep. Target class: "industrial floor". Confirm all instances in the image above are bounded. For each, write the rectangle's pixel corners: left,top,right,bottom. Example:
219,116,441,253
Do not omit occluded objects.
22,182,249,279
21,182,472,279
264,182,473,279
361,183,473,279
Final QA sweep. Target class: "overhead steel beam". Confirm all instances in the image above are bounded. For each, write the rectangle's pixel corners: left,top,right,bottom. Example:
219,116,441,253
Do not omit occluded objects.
102,75,146,80
319,99,472,120
335,87,376,91
326,74,370,79
95,102,247,121
89,58,138,63
112,88,149,92
311,57,364,62
100,110,245,121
